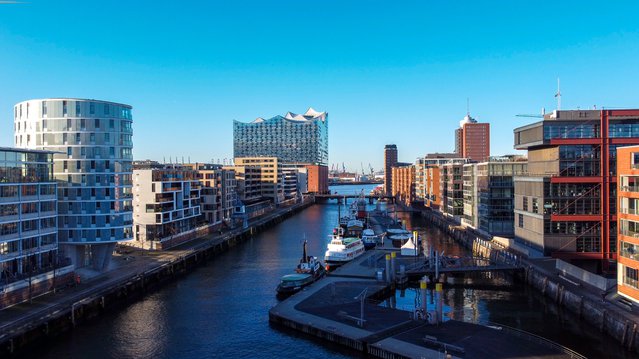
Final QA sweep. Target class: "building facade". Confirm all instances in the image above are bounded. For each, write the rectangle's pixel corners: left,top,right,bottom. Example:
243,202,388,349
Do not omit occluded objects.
233,108,328,166
234,157,284,203
185,163,236,227
514,109,639,271
472,158,527,237
131,166,201,250
0,148,58,280
305,164,328,194
617,146,639,302
384,144,398,196
14,99,133,270
455,115,490,162
391,165,415,207
440,162,465,221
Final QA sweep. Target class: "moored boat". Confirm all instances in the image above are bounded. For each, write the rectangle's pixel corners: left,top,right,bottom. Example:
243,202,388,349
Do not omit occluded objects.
361,228,379,249
276,240,326,296
324,227,365,271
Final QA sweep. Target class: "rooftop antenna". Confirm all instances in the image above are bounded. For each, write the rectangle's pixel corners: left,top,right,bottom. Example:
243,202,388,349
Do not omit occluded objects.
466,97,470,116
554,78,561,110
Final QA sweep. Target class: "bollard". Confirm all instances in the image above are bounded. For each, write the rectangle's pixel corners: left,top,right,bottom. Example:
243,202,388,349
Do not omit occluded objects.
391,252,397,281
385,254,391,283
435,283,443,324
420,280,427,314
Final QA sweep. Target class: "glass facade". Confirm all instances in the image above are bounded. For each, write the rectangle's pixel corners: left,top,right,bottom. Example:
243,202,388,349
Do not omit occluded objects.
543,123,599,139
14,99,133,247
0,148,58,279
233,109,328,166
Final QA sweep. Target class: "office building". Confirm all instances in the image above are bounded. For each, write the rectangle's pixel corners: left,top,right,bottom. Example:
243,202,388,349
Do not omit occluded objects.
384,145,398,196
514,109,639,271
617,146,639,302
415,153,468,209
455,114,490,162
440,162,465,221
131,165,201,250
14,99,133,271
305,164,328,194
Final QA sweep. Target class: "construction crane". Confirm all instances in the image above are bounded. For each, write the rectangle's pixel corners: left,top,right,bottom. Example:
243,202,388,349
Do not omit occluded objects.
361,162,365,175
368,163,374,175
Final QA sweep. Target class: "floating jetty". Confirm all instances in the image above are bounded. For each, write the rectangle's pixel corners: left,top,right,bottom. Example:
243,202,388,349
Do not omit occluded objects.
270,247,585,359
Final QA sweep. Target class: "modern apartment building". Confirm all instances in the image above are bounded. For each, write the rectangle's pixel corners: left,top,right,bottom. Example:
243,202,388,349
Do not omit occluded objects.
391,165,415,207
234,157,284,203
131,165,201,250
617,146,639,302
14,99,133,270
440,162,465,221
462,157,527,237
455,114,490,162
415,153,467,208
514,109,639,271
0,148,58,279
185,163,236,226
384,145,398,196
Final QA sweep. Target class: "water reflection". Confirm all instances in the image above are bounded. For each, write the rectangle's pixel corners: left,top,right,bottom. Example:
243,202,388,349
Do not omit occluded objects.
25,184,633,359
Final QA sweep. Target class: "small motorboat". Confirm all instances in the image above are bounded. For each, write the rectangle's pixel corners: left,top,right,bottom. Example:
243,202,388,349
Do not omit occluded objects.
361,228,379,249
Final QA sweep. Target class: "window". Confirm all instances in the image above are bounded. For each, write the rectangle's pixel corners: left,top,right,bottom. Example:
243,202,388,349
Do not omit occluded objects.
81,119,86,129
109,119,114,129
104,103,109,115
518,214,524,228
532,198,539,214
90,102,95,115
95,118,100,128
76,102,80,115
67,118,72,129
63,101,67,116
42,101,47,116
523,196,528,211
42,119,47,130
67,147,72,156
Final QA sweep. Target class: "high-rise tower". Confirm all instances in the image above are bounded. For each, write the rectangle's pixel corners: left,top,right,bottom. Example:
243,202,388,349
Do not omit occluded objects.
454,114,490,162
384,144,398,196
14,99,133,270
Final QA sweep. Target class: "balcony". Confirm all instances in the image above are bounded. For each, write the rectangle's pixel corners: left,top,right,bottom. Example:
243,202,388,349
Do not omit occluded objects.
621,185,639,192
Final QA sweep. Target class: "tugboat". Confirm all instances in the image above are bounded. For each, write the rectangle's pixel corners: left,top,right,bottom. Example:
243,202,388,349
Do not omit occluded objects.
276,240,326,296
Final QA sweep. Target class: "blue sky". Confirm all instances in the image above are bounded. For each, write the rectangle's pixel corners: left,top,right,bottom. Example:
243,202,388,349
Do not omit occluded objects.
1,1,638,171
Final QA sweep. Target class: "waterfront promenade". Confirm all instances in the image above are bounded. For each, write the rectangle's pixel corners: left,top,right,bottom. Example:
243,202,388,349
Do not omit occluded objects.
0,199,313,355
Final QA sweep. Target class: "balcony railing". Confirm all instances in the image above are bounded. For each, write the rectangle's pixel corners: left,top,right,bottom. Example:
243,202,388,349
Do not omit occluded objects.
621,185,639,192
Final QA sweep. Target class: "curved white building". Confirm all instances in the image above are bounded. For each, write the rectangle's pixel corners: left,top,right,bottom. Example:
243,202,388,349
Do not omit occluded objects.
14,98,133,270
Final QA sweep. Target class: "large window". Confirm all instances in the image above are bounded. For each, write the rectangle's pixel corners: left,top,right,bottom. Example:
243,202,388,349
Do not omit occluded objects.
544,123,598,139
625,266,639,289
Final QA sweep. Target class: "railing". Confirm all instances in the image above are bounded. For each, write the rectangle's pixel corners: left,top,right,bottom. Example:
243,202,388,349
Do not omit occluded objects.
620,185,639,192
484,322,587,359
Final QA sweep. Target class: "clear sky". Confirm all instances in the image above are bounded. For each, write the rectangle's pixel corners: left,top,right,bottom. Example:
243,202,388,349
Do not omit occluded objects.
1,1,638,171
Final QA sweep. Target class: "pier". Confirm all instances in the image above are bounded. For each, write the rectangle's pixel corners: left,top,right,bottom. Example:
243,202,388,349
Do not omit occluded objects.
269,249,585,359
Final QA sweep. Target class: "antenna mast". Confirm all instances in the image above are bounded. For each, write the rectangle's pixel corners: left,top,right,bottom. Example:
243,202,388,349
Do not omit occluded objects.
554,78,561,110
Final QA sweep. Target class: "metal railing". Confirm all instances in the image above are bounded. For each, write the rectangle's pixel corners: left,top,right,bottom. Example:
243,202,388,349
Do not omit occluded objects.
484,322,587,359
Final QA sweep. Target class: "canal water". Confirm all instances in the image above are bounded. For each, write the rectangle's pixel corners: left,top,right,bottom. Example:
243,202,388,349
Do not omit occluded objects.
28,184,633,358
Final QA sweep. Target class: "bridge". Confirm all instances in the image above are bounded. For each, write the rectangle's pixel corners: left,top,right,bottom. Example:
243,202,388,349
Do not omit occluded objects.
394,256,523,280
314,194,395,204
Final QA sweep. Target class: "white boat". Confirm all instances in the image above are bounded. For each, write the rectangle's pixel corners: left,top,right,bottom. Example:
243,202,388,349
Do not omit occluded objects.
324,227,365,270
361,228,380,249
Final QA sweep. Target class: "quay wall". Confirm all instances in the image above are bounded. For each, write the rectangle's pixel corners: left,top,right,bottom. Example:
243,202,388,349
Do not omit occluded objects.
418,208,639,354
0,199,314,357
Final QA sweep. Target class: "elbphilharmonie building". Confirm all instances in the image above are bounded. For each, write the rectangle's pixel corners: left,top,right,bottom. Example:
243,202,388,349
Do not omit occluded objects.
233,108,328,166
